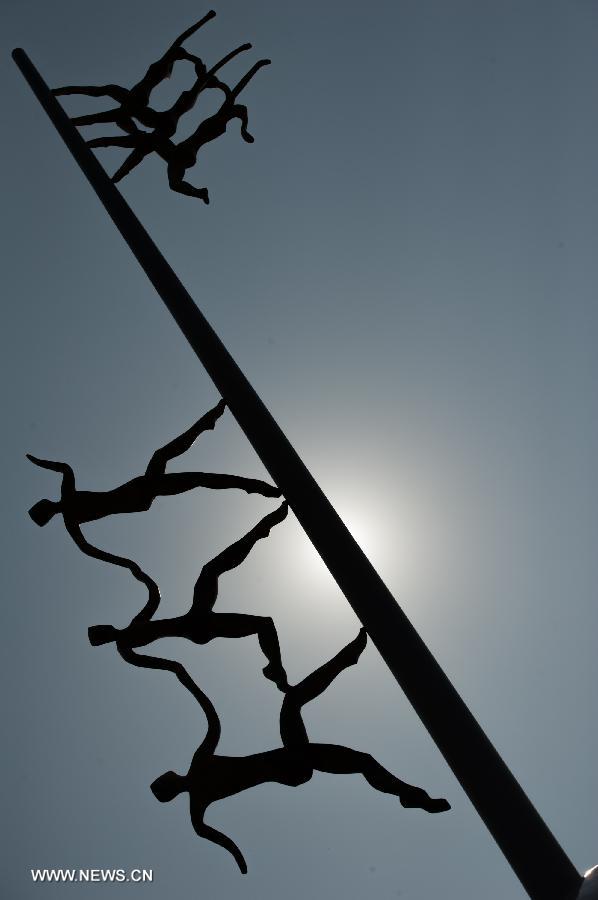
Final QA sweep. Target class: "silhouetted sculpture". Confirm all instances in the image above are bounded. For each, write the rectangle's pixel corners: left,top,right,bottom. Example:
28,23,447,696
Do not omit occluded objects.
52,11,217,134
89,501,290,691
161,58,271,202
27,399,280,531
87,58,270,202
145,629,450,873
72,46,238,135
85,42,252,186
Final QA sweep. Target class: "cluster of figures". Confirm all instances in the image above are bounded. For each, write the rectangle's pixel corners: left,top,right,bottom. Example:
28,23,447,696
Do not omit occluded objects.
28,399,450,873
52,12,270,203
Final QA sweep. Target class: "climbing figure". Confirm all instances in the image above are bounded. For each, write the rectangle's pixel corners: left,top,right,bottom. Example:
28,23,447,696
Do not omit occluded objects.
89,501,290,691
28,398,280,530
163,57,271,202
89,57,270,203
86,42,252,185
144,629,450,873
52,11,217,134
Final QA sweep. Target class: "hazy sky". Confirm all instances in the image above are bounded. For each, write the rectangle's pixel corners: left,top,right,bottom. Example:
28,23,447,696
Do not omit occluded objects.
2,1,598,898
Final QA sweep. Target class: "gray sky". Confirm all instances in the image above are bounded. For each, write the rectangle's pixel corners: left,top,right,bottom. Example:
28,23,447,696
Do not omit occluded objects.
2,1,597,897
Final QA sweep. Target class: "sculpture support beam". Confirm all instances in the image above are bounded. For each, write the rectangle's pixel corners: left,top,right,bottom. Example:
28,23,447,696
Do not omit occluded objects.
12,47,583,900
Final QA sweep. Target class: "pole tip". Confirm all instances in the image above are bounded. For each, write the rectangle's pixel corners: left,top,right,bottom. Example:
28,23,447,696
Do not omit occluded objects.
12,47,25,62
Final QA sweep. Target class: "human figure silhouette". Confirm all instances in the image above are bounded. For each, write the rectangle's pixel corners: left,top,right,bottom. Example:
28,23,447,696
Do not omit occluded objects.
144,629,450,873
52,11,217,134
88,501,290,691
27,399,280,529
162,58,271,202
87,58,270,203
71,44,242,136
85,43,252,185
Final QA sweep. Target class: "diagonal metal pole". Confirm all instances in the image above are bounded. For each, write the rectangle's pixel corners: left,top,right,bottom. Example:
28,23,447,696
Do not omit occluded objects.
13,47,583,900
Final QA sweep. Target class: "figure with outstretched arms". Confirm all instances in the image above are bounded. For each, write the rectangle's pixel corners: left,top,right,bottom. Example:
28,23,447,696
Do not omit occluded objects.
88,57,270,203
52,11,217,133
147,629,450,873
28,398,280,529
118,645,249,870
163,57,271,202
86,42,252,184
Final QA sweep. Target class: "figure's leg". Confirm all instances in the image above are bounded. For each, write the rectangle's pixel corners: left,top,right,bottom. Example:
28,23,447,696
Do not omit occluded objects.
112,147,151,184
52,83,128,103
201,612,288,691
73,110,142,135
193,502,289,687
172,179,210,203
288,628,367,707
191,818,248,875
189,501,287,614
309,743,451,814
193,501,288,600
87,135,139,149
145,399,227,477
151,471,281,499
71,108,121,127
167,162,210,204
64,517,147,584
279,629,367,750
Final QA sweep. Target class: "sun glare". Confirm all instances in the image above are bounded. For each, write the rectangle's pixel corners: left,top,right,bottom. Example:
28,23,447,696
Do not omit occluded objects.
286,491,415,593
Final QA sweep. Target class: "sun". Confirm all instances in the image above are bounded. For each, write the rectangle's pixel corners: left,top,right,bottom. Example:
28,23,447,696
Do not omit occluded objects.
284,488,414,592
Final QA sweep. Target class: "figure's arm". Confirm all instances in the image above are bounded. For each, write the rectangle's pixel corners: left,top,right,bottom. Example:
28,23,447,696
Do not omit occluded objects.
70,108,121,128
26,453,76,494
178,55,269,152
173,43,252,112
168,11,216,53
175,44,251,109
52,84,128,104
230,59,271,101
118,647,222,754
190,810,248,874
207,43,252,80
72,108,150,135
